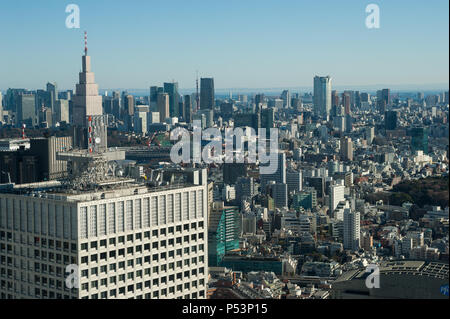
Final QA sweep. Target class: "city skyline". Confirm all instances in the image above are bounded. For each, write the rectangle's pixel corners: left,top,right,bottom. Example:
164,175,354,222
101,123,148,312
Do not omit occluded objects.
0,0,449,303
0,0,448,90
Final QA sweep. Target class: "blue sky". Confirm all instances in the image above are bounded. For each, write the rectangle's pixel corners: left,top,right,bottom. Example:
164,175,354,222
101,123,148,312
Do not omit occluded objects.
0,0,448,91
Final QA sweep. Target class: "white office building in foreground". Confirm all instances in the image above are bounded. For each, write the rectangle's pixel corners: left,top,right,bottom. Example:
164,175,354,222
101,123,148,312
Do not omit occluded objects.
0,178,208,299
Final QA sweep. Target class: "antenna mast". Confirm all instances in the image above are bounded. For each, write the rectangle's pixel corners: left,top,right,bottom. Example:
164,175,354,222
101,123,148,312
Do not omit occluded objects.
84,31,88,56
196,70,200,111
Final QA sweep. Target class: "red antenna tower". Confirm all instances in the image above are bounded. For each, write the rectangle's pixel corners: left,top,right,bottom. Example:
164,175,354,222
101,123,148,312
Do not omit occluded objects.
196,70,200,111
84,31,88,56
21,123,26,139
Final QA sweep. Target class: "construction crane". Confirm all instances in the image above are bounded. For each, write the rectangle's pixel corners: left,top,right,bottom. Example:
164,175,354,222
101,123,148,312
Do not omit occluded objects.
147,132,161,149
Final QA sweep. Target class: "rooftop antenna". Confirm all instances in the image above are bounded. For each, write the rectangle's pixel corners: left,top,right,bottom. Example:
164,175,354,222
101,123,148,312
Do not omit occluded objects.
21,123,26,139
196,70,200,111
84,31,88,56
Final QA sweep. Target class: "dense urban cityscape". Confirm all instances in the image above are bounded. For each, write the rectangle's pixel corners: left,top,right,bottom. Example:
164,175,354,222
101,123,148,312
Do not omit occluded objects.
0,1,448,304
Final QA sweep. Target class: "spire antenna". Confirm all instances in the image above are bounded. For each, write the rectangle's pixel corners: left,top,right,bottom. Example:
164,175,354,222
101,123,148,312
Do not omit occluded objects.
84,31,88,56
196,70,200,111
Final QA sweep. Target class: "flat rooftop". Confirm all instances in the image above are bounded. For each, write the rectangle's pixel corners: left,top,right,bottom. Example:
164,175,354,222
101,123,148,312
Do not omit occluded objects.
0,180,201,203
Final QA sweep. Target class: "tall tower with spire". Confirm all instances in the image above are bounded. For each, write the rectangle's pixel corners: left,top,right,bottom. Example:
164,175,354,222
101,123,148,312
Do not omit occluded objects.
72,32,107,151
72,31,103,126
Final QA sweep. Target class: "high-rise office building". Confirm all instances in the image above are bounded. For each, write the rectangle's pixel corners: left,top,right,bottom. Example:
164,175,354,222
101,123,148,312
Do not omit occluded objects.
208,202,240,267
286,170,302,194
329,181,345,212
124,95,135,130
200,78,214,110
134,105,148,135
235,177,256,203
269,182,288,209
0,171,209,299
72,34,103,126
313,76,332,118
163,82,180,118
261,108,274,138
331,90,339,108
292,188,317,211
385,110,398,131
125,95,134,117
55,99,70,124
354,91,361,108
157,92,170,122
46,82,58,111
17,93,36,127
149,86,163,108
411,127,428,154
234,113,260,131
365,126,375,145
223,163,248,185
183,95,192,123
377,89,390,113
29,136,73,181
281,90,290,108
71,33,106,151
340,137,353,161
360,92,369,103
260,152,287,190
342,92,351,115
255,94,265,110
343,208,360,251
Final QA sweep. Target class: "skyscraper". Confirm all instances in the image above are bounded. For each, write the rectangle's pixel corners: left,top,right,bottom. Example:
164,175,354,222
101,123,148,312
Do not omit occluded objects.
269,182,288,209
313,76,332,118
286,170,302,194
255,94,265,110
260,152,287,190
329,181,345,212
281,90,290,108
411,127,428,154
46,82,58,111
149,86,163,108
184,95,192,123
157,92,170,121
17,93,36,127
163,82,179,118
72,32,106,150
0,174,209,299
208,202,240,266
365,126,375,144
377,89,390,113
340,137,353,161
344,208,360,251
200,78,215,110
72,33,103,126
342,92,351,115
385,110,398,131
331,90,339,108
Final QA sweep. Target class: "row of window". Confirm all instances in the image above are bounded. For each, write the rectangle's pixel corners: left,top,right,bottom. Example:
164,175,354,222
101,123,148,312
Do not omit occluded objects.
1,267,66,281
0,283,205,300
80,241,204,263
81,263,206,280
81,280,206,298
80,222,204,249
0,232,77,252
